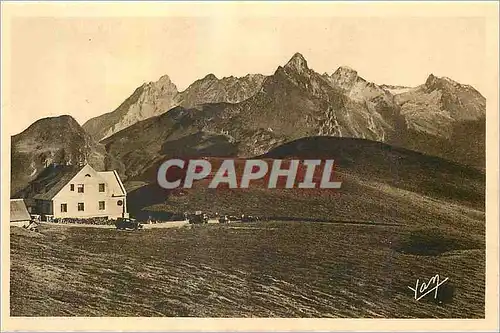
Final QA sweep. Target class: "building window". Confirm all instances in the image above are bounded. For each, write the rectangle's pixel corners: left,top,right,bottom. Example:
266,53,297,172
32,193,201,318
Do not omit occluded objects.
60,203,67,213
99,201,105,210
78,203,85,211
99,183,105,192
77,184,84,193
117,200,123,206
70,184,75,191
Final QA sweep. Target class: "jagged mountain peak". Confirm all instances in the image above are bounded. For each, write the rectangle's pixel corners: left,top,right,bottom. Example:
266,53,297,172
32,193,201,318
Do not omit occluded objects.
157,74,174,83
332,65,359,81
289,52,307,62
147,74,178,92
21,115,81,136
423,73,484,98
326,65,362,91
394,71,485,151
203,73,218,81
174,72,266,108
334,66,358,76
184,74,218,89
244,73,262,79
284,52,309,73
425,74,468,90
425,73,448,87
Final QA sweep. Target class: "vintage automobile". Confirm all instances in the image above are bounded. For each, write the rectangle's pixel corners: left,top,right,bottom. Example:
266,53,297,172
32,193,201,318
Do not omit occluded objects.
188,211,209,224
241,215,260,222
218,215,230,223
115,217,143,231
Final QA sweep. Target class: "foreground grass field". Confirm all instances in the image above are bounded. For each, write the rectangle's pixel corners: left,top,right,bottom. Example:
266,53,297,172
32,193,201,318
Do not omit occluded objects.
11,221,484,318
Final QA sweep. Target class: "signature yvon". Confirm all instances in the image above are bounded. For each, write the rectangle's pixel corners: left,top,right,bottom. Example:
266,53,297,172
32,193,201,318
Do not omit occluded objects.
408,274,449,301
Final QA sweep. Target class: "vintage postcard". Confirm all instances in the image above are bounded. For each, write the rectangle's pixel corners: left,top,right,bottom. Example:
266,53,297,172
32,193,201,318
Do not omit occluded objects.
1,1,499,332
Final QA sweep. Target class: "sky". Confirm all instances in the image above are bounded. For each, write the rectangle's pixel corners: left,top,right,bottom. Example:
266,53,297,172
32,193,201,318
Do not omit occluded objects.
4,9,487,136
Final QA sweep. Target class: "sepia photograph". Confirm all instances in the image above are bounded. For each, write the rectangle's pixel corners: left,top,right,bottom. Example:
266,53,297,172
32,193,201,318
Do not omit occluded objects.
1,1,499,332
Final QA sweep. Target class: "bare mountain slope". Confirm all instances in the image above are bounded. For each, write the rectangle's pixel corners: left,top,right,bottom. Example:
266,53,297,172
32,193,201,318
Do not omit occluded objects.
394,74,486,168
11,115,112,196
82,75,181,141
179,73,266,107
82,73,265,141
395,74,485,138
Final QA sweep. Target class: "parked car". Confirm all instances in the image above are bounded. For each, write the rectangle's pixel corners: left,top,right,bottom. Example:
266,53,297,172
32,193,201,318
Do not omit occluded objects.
229,215,241,222
115,217,143,231
218,215,230,223
241,215,260,222
189,212,209,224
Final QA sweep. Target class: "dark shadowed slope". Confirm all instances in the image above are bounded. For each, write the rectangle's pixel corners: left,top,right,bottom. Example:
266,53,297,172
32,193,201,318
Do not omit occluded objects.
262,136,484,208
100,105,239,180
127,137,484,236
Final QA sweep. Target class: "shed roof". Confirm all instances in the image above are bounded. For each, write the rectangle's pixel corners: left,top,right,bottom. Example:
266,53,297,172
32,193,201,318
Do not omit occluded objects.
10,199,31,222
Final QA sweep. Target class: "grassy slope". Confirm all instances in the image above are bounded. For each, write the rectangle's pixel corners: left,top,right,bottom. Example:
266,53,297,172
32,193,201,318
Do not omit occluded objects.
145,174,483,233
11,222,484,318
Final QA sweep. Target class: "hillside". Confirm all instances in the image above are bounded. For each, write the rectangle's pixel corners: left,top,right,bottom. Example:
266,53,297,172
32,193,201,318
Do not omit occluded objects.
127,137,484,235
10,115,114,196
100,105,239,180
10,221,485,317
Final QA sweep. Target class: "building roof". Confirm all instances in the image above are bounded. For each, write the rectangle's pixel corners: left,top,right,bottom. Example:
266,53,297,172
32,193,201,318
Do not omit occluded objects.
21,164,126,201
30,165,85,200
10,199,31,222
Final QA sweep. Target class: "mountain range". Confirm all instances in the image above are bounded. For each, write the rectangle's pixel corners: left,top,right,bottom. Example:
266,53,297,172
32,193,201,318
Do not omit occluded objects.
82,73,266,141
11,52,486,197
